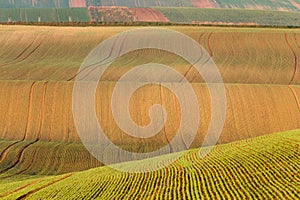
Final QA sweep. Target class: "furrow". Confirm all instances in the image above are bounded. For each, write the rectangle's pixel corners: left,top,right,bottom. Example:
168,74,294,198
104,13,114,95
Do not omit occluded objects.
285,33,298,85
37,81,48,140
0,140,37,174
159,84,173,153
0,81,36,163
288,85,300,112
15,174,73,200
0,34,39,67
0,179,43,198
23,81,37,140
180,33,204,82
67,35,120,81
0,141,21,163
1,40,43,69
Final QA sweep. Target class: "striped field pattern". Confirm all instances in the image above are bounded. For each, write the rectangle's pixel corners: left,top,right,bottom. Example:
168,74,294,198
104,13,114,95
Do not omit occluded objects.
0,129,299,199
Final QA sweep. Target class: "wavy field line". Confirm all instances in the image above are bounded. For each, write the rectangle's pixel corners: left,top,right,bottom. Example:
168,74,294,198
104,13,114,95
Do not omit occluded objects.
37,82,48,140
190,32,214,82
0,82,36,164
0,34,40,67
172,95,188,150
159,84,173,153
0,81,48,175
1,148,38,179
180,33,205,82
0,178,43,198
289,85,300,112
1,40,43,69
285,33,298,85
207,32,214,57
0,140,37,174
23,81,37,140
15,174,73,200
0,141,20,163
67,35,120,81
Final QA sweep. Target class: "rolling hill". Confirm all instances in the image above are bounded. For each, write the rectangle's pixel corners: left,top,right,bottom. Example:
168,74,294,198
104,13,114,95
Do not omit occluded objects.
0,129,299,199
0,26,299,181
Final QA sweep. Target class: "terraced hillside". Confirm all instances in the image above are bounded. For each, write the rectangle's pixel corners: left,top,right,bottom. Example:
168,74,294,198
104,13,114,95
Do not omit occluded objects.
0,129,299,199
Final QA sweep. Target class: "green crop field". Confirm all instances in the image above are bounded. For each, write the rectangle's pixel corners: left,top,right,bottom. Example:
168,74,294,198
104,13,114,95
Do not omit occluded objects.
0,7,299,27
214,0,300,12
0,8,90,23
0,129,299,199
157,7,300,26
0,9,299,198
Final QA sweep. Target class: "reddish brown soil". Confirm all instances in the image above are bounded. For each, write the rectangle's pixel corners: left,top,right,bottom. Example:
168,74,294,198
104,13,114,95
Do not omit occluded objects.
190,0,217,8
69,0,86,7
131,8,169,22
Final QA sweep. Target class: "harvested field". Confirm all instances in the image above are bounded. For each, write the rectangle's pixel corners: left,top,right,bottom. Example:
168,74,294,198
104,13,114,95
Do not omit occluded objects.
0,129,299,199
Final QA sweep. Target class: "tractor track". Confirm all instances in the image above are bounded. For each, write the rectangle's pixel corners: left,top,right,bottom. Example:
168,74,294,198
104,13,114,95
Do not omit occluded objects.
23,81,37,140
159,84,173,153
0,40,43,69
0,178,43,198
1,148,38,179
0,81,36,164
67,35,121,81
207,32,214,57
289,85,300,112
180,33,205,82
0,81,48,175
15,174,73,200
0,141,21,163
285,33,298,85
191,32,214,82
293,33,300,84
0,34,40,67
172,95,188,150
36,81,48,140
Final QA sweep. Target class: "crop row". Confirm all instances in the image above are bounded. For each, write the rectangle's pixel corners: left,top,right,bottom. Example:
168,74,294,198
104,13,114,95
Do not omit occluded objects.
0,8,90,23
0,26,299,84
0,81,298,179
1,129,298,199
0,81,299,144
157,7,300,26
